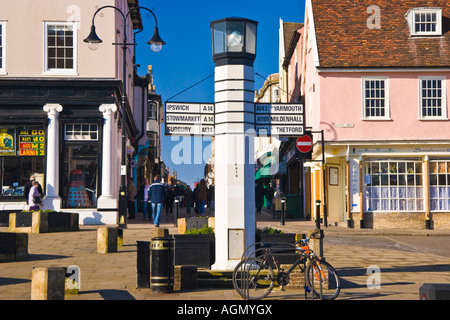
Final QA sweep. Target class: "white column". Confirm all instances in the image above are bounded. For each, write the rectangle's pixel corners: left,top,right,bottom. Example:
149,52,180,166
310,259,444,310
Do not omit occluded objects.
97,104,118,209
42,104,63,211
212,64,256,270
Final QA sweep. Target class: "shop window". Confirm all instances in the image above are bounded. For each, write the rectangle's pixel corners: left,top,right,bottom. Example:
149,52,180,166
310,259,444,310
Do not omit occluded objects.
65,123,98,141
429,160,450,211
0,126,45,199
62,144,99,208
363,160,423,211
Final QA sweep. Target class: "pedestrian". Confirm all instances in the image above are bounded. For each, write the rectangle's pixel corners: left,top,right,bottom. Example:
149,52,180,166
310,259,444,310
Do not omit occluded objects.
265,183,274,210
24,175,43,207
193,183,198,213
28,180,42,211
255,181,264,213
148,174,167,227
183,185,193,215
137,178,152,221
165,185,175,215
127,177,137,220
207,184,215,212
196,179,208,215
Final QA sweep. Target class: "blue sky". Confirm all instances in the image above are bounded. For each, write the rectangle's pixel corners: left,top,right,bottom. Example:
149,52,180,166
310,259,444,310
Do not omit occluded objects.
135,0,305,187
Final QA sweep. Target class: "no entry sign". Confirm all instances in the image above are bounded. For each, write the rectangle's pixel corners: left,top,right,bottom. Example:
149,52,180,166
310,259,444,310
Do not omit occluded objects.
296,135,313,153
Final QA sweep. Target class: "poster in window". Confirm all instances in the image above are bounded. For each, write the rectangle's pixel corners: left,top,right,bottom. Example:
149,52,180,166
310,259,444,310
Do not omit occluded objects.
329,167,339,186
18,129,45,156
0,128,15,155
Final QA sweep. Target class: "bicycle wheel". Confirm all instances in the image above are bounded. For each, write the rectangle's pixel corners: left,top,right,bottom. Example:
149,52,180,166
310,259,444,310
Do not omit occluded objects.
232,257,275,300
306,260,340,300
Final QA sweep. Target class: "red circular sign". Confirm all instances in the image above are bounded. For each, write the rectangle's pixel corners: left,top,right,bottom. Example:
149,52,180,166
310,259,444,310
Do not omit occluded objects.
296,135,313,153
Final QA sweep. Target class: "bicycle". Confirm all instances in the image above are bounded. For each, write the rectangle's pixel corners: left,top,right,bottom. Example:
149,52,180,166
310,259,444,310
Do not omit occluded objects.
232,231,340,300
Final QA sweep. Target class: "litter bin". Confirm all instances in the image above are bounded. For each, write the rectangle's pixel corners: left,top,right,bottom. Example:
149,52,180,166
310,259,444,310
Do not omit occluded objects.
150,237,174,293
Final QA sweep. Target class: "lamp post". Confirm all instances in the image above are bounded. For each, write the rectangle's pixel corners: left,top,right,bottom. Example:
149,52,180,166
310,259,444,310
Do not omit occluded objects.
210,18,258,270
84,5,165,228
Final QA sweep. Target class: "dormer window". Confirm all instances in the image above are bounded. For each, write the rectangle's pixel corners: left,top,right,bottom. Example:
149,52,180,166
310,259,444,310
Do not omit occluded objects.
406,8,442,36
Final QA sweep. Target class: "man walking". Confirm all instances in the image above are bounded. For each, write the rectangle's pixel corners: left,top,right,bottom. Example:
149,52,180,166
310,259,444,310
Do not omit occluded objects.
148,175,166,227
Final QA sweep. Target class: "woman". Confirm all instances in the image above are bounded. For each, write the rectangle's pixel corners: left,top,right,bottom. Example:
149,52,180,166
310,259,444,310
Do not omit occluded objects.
28,180,42,211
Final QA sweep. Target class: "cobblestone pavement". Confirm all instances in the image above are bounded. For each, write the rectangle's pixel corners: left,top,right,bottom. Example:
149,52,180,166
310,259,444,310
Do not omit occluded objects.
1,208,449,301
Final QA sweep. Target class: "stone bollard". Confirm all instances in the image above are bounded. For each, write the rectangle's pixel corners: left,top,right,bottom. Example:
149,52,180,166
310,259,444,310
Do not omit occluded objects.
174,265,198,291
97,227,118,254
308,229,324,259
31,267,66,300
420,283,450,300
150,228,169,238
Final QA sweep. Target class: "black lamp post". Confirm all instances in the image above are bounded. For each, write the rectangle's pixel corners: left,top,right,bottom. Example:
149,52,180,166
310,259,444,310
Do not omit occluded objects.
84,5,165,228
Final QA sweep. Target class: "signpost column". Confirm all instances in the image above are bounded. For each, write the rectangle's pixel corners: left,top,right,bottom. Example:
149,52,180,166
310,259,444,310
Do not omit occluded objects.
210,18,258,270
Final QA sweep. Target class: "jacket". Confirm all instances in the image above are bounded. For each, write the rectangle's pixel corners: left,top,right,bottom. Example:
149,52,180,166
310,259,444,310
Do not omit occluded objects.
148,181,167,204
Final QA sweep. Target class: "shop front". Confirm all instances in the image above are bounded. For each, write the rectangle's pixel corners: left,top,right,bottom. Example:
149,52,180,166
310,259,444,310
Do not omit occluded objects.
0,79,130,225
310,142,450,230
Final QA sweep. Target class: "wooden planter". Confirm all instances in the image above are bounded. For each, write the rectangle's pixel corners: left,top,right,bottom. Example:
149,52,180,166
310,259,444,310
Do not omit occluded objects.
255,233,298,264
0,232,28,262
173,234,215,269
9,212,79,234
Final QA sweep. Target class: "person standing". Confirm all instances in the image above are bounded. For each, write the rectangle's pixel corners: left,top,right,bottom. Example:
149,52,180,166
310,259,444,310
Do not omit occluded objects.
28,180,42,211
183,185,193,215
255,181,264,213
149,175,166,227
196,179,208,215
24,175,43,206
137,178,152,221
127,177,137,220
264,183,274,210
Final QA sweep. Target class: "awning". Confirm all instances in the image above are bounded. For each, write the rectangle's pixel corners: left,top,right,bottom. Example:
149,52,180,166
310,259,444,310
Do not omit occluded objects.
255,163,273,181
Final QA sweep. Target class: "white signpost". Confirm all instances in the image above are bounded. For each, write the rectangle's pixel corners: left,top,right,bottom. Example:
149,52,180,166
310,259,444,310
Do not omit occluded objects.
165,102,215,136
255,103,304,136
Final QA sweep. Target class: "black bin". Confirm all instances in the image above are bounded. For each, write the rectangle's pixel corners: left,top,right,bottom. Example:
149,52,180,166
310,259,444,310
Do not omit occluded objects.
150,237,174,293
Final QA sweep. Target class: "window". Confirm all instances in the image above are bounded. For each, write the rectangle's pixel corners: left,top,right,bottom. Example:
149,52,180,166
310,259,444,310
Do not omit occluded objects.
65,124,98,141
0,21,5,74
419,77,447,119
363,160,423,211
0,126,46,198
362,77,389,119
148,101,157,119
44,22,77,75
406,8,442,36
429,160,450,211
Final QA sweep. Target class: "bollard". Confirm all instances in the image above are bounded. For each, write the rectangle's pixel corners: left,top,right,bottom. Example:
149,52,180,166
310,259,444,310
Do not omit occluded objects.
280,197,286,226
136,241,151,288
315,200,321,229
97,227,118,254
150,237,174,293
174,198,179,227
31,267,65,300
117,228,123,247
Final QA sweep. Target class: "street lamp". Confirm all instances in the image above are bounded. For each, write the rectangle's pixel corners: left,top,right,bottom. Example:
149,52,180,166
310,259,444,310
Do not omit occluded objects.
84,5,165,228
210,17,257,66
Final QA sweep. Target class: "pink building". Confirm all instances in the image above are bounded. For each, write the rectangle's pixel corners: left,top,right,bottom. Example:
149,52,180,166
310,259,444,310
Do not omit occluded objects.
286,0,450,229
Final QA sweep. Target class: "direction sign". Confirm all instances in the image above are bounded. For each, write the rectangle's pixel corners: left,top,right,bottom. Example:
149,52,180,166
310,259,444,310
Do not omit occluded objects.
165,102,215,136
296,135,313,153
255,103,304,137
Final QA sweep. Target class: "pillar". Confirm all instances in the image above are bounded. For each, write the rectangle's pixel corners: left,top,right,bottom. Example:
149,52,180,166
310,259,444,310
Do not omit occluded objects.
42,104,63,211
97,104,118,209
212,63,256,270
